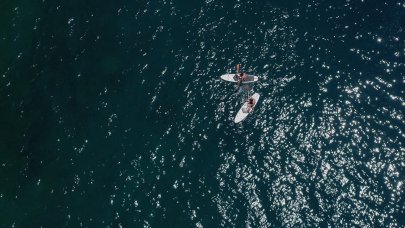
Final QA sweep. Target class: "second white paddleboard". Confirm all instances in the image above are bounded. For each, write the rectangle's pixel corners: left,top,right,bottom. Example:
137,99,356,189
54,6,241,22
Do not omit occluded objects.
234,93,260,123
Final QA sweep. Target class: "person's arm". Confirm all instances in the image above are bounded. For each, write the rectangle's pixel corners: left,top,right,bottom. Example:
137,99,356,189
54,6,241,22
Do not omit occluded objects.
236,64,240,73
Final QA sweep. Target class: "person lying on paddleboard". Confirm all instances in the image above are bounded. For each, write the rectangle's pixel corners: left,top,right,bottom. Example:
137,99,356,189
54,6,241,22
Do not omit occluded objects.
242,97,255,113
247,97,255,111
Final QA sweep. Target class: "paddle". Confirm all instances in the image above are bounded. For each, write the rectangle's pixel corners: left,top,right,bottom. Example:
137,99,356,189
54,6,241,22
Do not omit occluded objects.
235,64,242,91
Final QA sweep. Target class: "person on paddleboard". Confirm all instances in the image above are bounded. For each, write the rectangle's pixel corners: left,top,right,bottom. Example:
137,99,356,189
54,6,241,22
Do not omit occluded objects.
235,64,248,88
247,97,255,111
242,97,255,113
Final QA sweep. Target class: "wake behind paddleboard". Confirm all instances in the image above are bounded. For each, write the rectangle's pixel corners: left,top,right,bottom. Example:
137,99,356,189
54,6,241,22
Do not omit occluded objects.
220,74,259,83
234,93,260,123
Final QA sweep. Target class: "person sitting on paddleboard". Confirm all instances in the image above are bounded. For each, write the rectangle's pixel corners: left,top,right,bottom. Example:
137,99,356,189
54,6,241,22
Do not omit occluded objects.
237,73,246,87
235,64,241,81
236,72,243,87
241,73,248,81
236,64,248,88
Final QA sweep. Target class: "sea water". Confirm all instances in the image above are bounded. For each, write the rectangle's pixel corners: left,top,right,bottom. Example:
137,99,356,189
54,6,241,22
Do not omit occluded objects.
0,0,404,227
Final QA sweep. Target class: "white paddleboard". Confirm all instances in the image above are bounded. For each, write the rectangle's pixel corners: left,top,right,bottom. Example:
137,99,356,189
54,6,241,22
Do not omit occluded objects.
220,74,259,83
234,93,260,123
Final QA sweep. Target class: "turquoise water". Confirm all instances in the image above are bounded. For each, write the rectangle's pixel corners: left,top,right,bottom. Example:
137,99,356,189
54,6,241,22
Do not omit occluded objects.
1,0,404,227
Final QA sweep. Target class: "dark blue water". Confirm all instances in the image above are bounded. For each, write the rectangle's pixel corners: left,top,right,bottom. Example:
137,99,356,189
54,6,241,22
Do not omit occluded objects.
1,0,404,227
